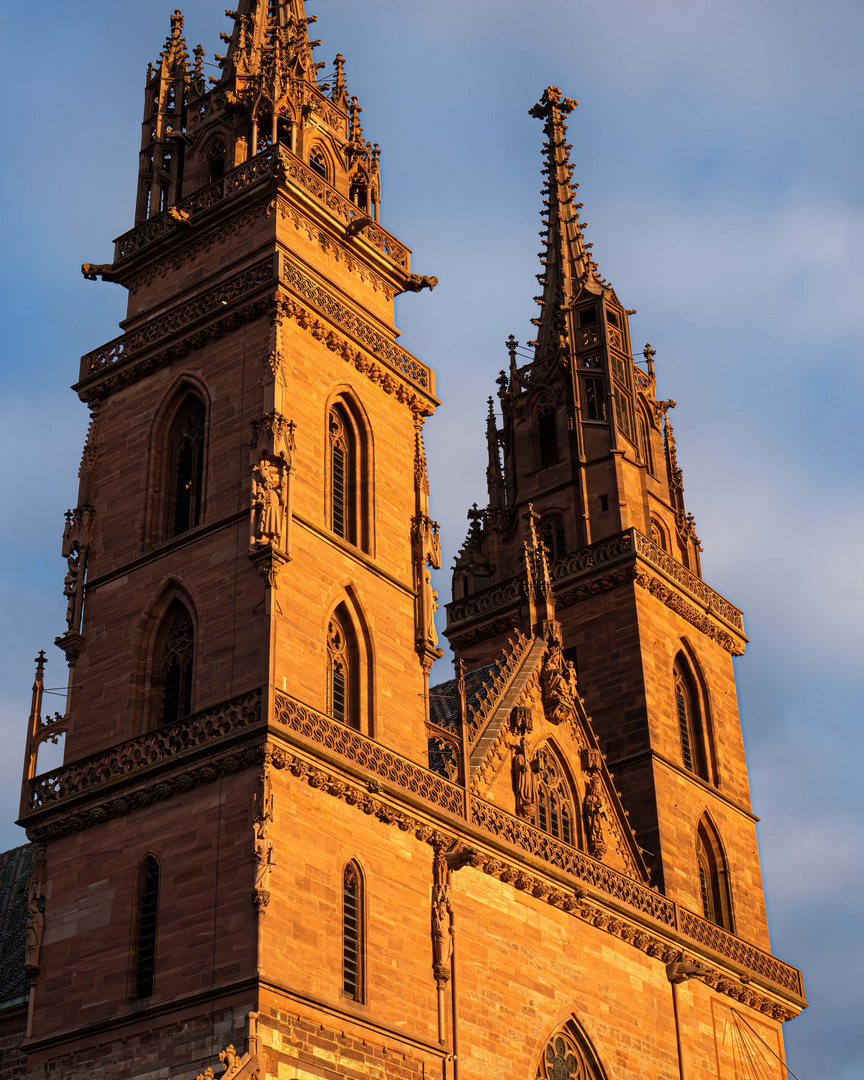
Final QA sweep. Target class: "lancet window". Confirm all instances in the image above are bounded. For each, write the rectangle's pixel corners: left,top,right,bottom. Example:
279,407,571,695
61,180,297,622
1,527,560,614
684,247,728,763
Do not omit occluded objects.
207,139,226,184
327,397,371,552
133,857,159,999
696,816,734,931
309,147,328,179
168,395,206,537
157,603,195,727
638,409,654,474
327,607,361,730
583,377,606,421
674,658,708,780
534,747,574,846
342,861,364,1001
540,516,566,561
537,402,559,468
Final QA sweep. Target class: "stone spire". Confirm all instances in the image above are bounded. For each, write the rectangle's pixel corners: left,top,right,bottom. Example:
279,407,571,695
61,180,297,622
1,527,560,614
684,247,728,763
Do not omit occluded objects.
485,396,505,517
219,0,323,86
527,86,605,364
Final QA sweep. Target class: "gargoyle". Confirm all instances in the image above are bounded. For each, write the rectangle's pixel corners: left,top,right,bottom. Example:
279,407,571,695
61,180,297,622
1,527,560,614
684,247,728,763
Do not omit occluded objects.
403,274,438,293
81,263,121,283
345,215,375,238
167,205,193,227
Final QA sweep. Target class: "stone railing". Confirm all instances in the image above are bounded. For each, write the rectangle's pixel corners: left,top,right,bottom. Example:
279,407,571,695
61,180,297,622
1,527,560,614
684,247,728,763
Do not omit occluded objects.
472,798,676,926
678,908,804,997
466,632,532,739
446,529,743,635
472,798,803,998
113,147,410,272
81,257,277,378
273,693,464,817
24,690,262,812
632,530,744,631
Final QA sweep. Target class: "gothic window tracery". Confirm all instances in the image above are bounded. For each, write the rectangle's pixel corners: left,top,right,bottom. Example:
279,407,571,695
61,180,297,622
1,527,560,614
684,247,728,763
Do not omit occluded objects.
696,815,734,931
638,408,654,474
309,147,328,179
169,396,206,537
540,516,566,560
650,517,668,552
536,1023,607,1080
534,747,575,846
342,861,364,1001
207,139,226,183
674,658,708,780
327,613,350,725
157,603,195,727
327,397,372,553
133,856,159,999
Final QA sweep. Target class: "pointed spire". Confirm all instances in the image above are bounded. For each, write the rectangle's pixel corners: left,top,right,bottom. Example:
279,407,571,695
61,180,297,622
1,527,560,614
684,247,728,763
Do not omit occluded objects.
486,397,505,513
161,9,190,75
221,0,322,85
528,86,604,363
332,52,349,109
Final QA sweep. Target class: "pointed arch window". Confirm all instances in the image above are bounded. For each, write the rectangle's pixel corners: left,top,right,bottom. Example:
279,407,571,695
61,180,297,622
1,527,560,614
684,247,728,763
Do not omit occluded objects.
540,516,566,561
168,395,206,537
327,606,360,730
536,1021,608,1080
327,398,372,552
674,658,708,780
638,410,654,474
157,603,194,727
342,861,365,1001
309,147,328,180
534,747,575,846
696,817,734,930
651,517,668,552
207,139,226,184
537,402,559,469
350,174,370,211
133,857,159,999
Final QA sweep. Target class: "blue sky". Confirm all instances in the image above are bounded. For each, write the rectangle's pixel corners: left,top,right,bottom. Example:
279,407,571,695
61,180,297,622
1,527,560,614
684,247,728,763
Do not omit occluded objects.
2,2,862,1077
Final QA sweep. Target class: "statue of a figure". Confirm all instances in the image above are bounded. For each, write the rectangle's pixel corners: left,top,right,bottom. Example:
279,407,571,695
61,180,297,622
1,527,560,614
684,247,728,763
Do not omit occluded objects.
583,774,608,857
545,642,575,720
63,556,79,629
513,737,538,819
254,819,276,891
430,882,452,971
25,878,45,971
251,459,285,547
425,575,439,647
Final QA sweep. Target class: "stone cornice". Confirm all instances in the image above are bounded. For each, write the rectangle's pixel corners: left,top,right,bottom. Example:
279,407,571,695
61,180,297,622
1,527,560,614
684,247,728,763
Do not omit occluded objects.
19,686,804,1011
445,529,746,654
75,252,436,413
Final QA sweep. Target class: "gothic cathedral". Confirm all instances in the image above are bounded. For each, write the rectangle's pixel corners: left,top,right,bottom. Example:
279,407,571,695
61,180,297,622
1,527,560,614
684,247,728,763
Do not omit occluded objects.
2,4,804,1080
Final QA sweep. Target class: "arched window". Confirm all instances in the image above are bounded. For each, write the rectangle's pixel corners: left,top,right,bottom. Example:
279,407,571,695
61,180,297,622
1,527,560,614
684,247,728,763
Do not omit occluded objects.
207,139,226,184
342,861,364,1001
168,395,206,537
696,816,734,930
329,407,355,543
638,408,654,474
674,658,708,780
157,602,194,726
327,606,359,729
537,402,559,469
650,517,668,552
327,397,372,552
534,746,575,846
349,174,369,211
309,147,327,179
133,857,159,999
540,516,566,560
536,1020,608,1080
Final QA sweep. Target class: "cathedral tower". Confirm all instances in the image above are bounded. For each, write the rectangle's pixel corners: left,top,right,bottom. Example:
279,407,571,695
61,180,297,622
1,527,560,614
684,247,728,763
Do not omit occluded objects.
14,13,803,1080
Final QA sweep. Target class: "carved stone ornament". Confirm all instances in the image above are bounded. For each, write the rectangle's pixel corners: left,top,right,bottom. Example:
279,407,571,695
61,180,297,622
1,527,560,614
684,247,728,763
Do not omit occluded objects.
24,851,46,976
512,736,539,821
431,850,453,989
542,641,579,725
583,773,609,860
253,818,276,908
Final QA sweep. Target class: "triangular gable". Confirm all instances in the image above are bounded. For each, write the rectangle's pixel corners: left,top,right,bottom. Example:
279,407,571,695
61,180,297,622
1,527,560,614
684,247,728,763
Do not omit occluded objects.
468,633,650,883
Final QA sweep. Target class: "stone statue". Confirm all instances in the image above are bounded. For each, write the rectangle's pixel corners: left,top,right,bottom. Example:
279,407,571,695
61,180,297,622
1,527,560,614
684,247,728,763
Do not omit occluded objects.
430,882,452,974
25,873,45,972
251,459,285,547
513,737,538,819
63,556,79,630
426,575,439,647
254,819,276,892
583,774,608,858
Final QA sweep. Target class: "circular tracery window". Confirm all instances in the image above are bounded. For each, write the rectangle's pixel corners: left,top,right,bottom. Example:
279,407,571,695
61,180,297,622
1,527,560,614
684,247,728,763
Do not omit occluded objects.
537,1031,597,1080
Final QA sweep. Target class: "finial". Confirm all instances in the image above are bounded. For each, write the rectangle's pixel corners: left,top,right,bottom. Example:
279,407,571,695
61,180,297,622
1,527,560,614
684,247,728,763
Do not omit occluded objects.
643,342,656,380
349,95,364,144
522,503,540,547
529,86,578,121
193,43,205,83
496,370,508,399
333,52,347,99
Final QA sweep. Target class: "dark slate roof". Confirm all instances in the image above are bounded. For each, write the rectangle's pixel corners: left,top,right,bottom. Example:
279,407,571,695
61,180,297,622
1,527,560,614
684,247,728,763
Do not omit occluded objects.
0,843,37,1006
428,663,498,731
